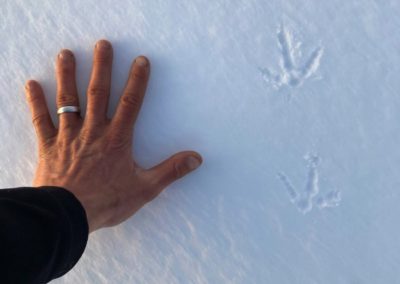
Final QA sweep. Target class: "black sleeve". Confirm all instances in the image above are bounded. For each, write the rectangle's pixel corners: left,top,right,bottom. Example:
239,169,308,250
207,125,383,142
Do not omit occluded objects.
0,186,89,284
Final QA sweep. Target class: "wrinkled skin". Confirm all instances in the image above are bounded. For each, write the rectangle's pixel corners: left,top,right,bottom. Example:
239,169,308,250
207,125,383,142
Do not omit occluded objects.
25,40,202,233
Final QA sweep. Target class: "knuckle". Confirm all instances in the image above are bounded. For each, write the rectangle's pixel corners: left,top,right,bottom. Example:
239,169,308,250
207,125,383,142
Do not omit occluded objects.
58,92,77,105
87,86,107,97
38,138,57,159
42,136,57,149
94,56,111,65
27,93,41,104
132,69,147,80
60,121,76,133
56,137,68,149
79,128,97,145
173,162,184,179
121,93,142,109
106,130,131,151
94,45,112,64
57,64,72,76
38,146,55,160
32,112,49,126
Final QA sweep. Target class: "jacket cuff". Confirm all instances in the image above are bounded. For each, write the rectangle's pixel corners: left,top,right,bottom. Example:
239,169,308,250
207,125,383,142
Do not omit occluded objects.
38,186,89,276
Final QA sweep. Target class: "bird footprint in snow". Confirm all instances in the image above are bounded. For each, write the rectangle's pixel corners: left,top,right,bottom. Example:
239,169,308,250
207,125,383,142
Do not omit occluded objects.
259,25,323,89
277,154,341,214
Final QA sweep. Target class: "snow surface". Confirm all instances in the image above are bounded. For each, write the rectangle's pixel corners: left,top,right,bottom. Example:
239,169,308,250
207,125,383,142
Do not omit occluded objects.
1,0,400,283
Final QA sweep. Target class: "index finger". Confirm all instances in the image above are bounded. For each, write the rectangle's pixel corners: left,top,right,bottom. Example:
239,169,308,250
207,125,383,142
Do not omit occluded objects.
25,80,57,147
85,40,113,125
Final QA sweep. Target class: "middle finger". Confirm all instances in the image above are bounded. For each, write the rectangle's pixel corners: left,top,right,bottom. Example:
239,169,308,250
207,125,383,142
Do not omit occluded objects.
85,39,113,126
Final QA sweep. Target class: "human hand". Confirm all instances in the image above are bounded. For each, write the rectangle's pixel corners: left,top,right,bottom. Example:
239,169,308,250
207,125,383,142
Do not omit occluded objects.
24,40,203,233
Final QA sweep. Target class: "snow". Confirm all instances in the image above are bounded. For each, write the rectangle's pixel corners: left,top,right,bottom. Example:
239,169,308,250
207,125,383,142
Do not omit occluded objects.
1,0,400,283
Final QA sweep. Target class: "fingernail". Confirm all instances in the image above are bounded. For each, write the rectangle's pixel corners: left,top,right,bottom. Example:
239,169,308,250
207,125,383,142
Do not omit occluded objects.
25,80,34,91
58,50,73,61
96,40,112,51
135,56,148,67
185,156,201,171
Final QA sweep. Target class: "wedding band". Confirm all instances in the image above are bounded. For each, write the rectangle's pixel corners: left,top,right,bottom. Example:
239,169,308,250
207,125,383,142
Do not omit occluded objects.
57,106,80,115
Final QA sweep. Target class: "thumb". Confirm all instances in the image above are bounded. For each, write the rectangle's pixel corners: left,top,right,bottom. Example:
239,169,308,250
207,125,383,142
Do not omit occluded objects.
145,151,203,190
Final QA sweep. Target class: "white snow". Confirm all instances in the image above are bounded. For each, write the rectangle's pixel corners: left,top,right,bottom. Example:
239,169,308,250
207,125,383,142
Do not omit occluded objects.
1,0,400,283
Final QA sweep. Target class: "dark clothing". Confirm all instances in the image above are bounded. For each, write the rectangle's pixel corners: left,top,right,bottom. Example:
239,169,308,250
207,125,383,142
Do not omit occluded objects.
0,186,89,284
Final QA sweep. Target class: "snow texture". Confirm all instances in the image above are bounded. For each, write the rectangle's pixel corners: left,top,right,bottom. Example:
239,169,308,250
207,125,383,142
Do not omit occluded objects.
1,0,400,283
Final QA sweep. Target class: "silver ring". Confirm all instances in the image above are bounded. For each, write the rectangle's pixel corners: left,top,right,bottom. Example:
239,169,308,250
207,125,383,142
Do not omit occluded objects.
57,106,80,115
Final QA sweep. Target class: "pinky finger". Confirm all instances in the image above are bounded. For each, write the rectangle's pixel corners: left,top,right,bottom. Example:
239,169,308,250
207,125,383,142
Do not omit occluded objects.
25,80,57,146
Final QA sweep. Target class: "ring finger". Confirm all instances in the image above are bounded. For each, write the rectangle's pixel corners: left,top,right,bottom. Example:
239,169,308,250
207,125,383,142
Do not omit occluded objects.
56,49,81,131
